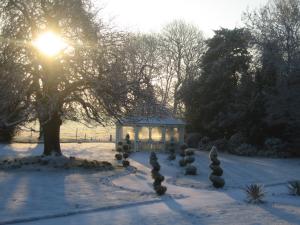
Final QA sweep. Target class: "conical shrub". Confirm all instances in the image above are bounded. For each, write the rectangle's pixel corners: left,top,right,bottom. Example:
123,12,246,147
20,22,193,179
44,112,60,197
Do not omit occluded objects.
149,152,167,195
209,146,225,188
122,134,131,167
179,143,187,167
184,148,197,175
167,137,176,160
115,141,123,160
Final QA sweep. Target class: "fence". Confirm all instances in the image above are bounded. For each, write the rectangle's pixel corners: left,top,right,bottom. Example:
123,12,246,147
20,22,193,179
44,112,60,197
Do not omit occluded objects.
13,122,116,143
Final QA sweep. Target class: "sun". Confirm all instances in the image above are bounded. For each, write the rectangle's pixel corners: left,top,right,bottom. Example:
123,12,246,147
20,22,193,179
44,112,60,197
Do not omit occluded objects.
33,31,68,56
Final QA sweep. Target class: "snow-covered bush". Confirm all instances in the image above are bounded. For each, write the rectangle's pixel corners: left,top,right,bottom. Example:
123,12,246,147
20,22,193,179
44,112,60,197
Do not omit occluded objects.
185,148,195,156
232,144,258,156
185,165,197,175
211,138,228,151
245,184,265,204
149,152,167,195
122,160,130,167
179,159,187,167
115,142,123,160
0,126,19,143
0,156,113,170
209,146,225,188
264,138,285,152
122,141,130,167
122,148,130,167
229,132,245,150
201,136,210,144
115,153,122,160
184,148,197,175
179,143,188,157
125,134,132,153
288,181,300,196
186,133,202,148
184,155,195,164
167,137,176,160
179,143,187,167
117,135,131,167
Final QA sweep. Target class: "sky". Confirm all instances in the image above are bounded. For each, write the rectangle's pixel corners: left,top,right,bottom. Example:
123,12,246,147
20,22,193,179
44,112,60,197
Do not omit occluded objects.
99,0,269,37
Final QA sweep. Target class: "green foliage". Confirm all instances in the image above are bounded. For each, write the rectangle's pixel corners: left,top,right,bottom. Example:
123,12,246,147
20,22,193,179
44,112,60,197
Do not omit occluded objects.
184,148,197,175
116,147,123,153
179,159,187,167
0,127,19,143
115,153,122,160
185,165,197,175
179,143,188,157
185,148,195,156
184,156,195,164
167,137,176,160
245,184,265,204
122,160,130,167
288,181,300,196
182,28,254,140
183,7,300,153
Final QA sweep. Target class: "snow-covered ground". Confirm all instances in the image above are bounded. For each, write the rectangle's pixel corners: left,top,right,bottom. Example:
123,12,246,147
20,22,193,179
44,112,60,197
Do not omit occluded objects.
0,143,299,225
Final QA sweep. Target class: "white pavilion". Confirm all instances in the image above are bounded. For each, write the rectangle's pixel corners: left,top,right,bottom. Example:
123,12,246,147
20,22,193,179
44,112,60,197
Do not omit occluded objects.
115,116,185,151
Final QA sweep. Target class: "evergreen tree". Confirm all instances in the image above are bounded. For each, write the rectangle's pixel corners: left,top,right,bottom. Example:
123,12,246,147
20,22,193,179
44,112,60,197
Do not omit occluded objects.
182,28,253,139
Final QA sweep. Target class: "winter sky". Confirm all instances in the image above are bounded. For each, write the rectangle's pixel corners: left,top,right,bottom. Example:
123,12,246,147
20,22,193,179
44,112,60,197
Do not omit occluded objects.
100,0,269,37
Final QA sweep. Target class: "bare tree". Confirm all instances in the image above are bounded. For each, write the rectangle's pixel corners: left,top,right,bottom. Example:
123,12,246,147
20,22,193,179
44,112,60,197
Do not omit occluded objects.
159,20,205,115
243,0,300,150
0,0,152,155
243,0,300,77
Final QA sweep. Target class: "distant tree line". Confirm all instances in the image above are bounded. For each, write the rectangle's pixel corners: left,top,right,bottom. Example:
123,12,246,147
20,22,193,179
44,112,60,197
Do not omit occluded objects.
181,0,300,155
116,0,300,155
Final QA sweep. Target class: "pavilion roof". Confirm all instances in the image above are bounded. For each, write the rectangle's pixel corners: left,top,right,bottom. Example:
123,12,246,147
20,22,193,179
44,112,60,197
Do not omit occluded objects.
116,116,185,126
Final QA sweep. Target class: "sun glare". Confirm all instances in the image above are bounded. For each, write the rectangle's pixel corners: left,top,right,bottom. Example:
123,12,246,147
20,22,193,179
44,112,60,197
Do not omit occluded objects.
33,31,67,56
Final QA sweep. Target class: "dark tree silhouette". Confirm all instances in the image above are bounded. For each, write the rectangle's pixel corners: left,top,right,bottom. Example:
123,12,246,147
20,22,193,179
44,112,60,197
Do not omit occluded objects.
0,0,152,155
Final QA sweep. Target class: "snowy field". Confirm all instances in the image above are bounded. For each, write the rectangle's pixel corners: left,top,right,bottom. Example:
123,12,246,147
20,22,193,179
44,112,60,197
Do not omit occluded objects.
0,143,300,225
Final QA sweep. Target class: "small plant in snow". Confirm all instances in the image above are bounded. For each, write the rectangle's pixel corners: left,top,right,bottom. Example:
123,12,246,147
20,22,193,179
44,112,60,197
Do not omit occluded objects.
245,184,265,204
288,181,300,196
149,152,167,195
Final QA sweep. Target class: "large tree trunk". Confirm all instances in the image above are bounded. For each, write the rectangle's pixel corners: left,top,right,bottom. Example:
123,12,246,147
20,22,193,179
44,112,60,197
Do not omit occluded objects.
42,113,62,156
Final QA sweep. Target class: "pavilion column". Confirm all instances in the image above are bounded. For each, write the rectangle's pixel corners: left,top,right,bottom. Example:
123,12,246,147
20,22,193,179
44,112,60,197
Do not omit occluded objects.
149,127,152,140
115,125,120,149
162,127,166,151
134,126,139,151
179,126,185,145
149,127,152,151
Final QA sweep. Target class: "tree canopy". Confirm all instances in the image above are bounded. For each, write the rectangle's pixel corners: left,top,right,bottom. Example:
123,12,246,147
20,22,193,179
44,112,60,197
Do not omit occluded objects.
0,0,153,154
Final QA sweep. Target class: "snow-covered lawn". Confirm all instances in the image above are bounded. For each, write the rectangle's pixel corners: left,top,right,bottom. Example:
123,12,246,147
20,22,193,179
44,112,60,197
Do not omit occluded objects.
0,143,299,225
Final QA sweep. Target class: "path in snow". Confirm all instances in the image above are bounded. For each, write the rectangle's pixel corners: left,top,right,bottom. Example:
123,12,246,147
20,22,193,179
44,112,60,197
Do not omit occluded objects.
0,143,299,225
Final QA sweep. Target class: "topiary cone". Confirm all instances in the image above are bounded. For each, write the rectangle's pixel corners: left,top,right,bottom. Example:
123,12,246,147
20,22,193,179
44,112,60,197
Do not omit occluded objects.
209,146,225,188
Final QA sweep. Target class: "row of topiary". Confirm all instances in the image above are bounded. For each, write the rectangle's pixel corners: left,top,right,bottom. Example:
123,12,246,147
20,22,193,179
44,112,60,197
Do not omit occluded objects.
149,152,167,195
171,141,225,188
115,134,131,167
178,143,197,175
